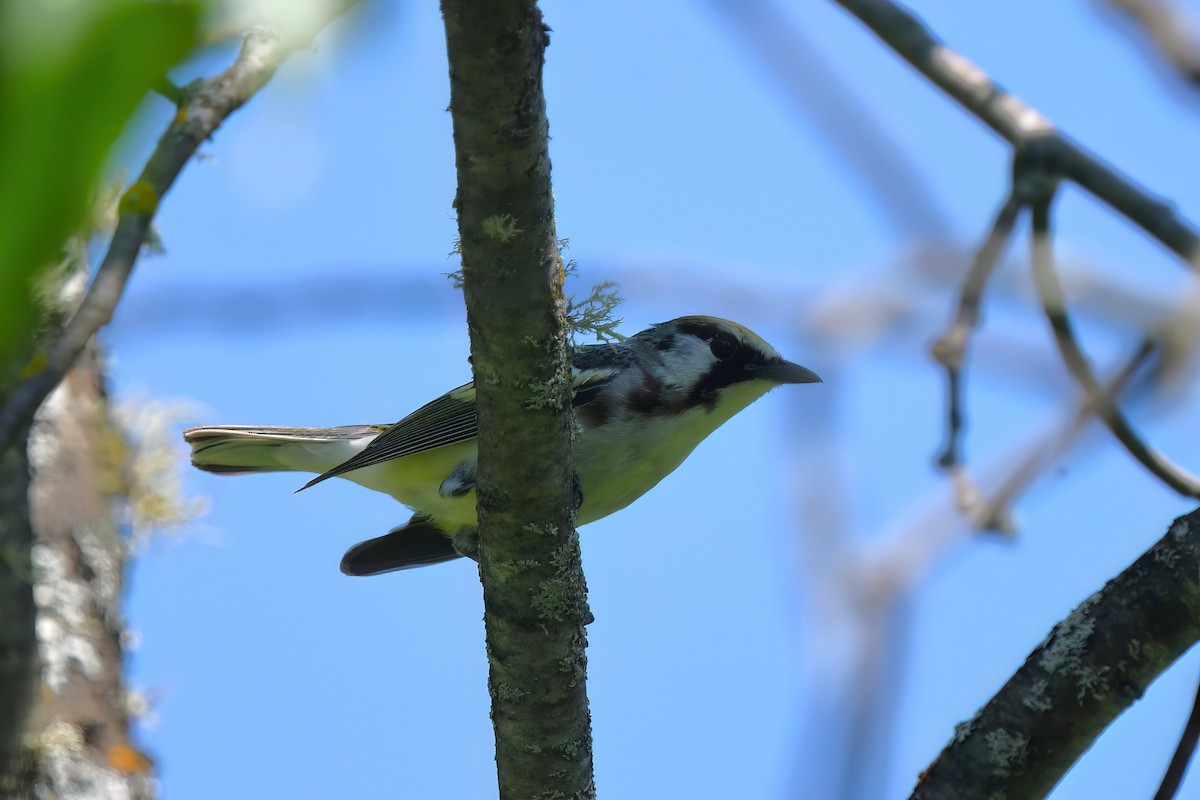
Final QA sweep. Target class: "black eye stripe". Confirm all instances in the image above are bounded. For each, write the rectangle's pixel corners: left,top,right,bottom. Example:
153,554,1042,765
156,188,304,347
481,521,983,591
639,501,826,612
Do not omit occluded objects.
708,335,738,360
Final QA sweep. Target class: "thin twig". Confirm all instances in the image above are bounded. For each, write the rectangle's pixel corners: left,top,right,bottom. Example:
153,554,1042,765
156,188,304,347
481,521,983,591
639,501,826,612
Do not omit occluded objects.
930,193,1023,469
1154,673,1200,800
0,8,357,454
1028,185,1200,496
832,0,1200,264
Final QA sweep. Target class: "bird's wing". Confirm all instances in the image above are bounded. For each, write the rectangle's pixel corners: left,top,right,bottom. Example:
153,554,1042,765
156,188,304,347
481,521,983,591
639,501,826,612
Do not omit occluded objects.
300,382,479,490
569,344,627,410
300,353,625,491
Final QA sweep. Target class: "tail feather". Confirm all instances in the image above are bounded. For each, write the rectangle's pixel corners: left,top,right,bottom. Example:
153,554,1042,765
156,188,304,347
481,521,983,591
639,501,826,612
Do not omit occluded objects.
184,425,383,477
340,516,463,576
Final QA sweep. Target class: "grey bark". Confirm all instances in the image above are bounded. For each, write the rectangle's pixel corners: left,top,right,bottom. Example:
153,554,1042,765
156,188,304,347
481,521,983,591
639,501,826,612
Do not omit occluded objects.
911,507,1200,799
442,1,595,797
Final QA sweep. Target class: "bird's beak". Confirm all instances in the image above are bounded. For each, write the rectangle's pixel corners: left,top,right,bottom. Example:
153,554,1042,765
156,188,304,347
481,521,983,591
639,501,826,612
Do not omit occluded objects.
753,360,822,385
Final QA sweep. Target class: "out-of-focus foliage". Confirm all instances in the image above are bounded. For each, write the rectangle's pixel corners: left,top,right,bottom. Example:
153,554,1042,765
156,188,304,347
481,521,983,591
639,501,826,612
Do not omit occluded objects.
0,0,201,361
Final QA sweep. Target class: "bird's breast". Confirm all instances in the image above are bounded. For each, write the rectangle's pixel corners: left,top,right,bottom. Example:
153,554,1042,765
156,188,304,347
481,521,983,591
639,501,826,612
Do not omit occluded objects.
573,381,768,523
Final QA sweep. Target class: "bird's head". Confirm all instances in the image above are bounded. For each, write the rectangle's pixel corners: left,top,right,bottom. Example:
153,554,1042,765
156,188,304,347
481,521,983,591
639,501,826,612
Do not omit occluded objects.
638,316,821,411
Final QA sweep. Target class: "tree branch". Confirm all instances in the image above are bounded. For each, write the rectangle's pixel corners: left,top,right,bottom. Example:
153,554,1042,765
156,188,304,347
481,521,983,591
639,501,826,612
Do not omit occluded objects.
0,7,356,454
831,0,1200,264
441,2,594,798
910,506,1200,799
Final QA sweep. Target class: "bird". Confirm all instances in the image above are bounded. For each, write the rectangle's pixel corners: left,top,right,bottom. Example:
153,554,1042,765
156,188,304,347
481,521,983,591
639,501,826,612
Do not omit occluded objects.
183,316,820,576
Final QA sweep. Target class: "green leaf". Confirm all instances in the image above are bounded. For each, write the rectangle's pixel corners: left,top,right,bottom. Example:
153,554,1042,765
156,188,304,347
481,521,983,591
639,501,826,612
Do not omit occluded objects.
0,0,202,364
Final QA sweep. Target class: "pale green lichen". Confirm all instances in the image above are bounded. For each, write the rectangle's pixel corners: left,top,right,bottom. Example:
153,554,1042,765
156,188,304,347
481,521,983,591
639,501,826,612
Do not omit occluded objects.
559,640,587,686
565,278,623,345
491,559,540,581
495,682,529,702
530,538,587,623
526,361,573,411
39,721,85,756
482,213,524,242
532,576,572,622
561,252,623,344
555,738,585,760
473,362,501,387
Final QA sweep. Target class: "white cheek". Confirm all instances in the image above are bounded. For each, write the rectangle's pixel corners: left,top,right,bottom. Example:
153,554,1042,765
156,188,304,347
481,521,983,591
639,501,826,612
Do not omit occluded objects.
655,339,715,389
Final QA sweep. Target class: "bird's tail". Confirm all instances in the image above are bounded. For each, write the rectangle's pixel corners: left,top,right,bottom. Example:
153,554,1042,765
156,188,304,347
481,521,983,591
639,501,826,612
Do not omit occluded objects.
340,515,463,575
184,425,384,476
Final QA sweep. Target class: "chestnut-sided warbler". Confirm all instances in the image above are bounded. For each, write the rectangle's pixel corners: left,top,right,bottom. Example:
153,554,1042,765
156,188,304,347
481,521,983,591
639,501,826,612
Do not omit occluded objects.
184,316,820,575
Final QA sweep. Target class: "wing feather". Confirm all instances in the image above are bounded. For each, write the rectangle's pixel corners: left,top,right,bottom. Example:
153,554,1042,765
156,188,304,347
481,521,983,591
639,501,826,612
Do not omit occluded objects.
300,352,625,491
300,384,478,490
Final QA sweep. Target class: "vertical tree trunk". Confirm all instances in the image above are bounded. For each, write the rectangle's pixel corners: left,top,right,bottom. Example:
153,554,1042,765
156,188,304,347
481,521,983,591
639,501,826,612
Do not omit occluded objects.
2,337,152,799
442,1,596,797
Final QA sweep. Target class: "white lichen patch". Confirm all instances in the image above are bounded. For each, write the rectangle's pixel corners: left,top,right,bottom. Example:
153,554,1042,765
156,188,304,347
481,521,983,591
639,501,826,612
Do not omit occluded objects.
1038,594,1111,703
32,544,103,692
984,728,1029,778
46,752,140,800
1170,517,1192,542
75,523,122,621
1022,679,1053,713
953,713,979,744
1153,542,1181,569
26,383,70,470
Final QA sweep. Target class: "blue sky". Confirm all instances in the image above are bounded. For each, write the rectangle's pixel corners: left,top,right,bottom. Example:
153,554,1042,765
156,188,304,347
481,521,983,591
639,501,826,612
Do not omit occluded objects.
106,1,1200,797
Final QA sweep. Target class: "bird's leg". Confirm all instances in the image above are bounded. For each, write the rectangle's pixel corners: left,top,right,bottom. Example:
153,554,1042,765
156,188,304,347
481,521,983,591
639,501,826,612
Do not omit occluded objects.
451,529,480,562
439,460,476,498
572,471,584,512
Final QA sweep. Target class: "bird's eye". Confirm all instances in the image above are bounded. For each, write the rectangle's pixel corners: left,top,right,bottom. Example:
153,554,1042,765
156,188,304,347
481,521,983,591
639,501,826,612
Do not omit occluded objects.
708,336,738,361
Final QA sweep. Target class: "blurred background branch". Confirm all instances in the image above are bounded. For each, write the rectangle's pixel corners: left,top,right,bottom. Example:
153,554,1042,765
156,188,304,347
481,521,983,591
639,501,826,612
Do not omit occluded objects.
0,1,358,795
1100,0,1200,89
